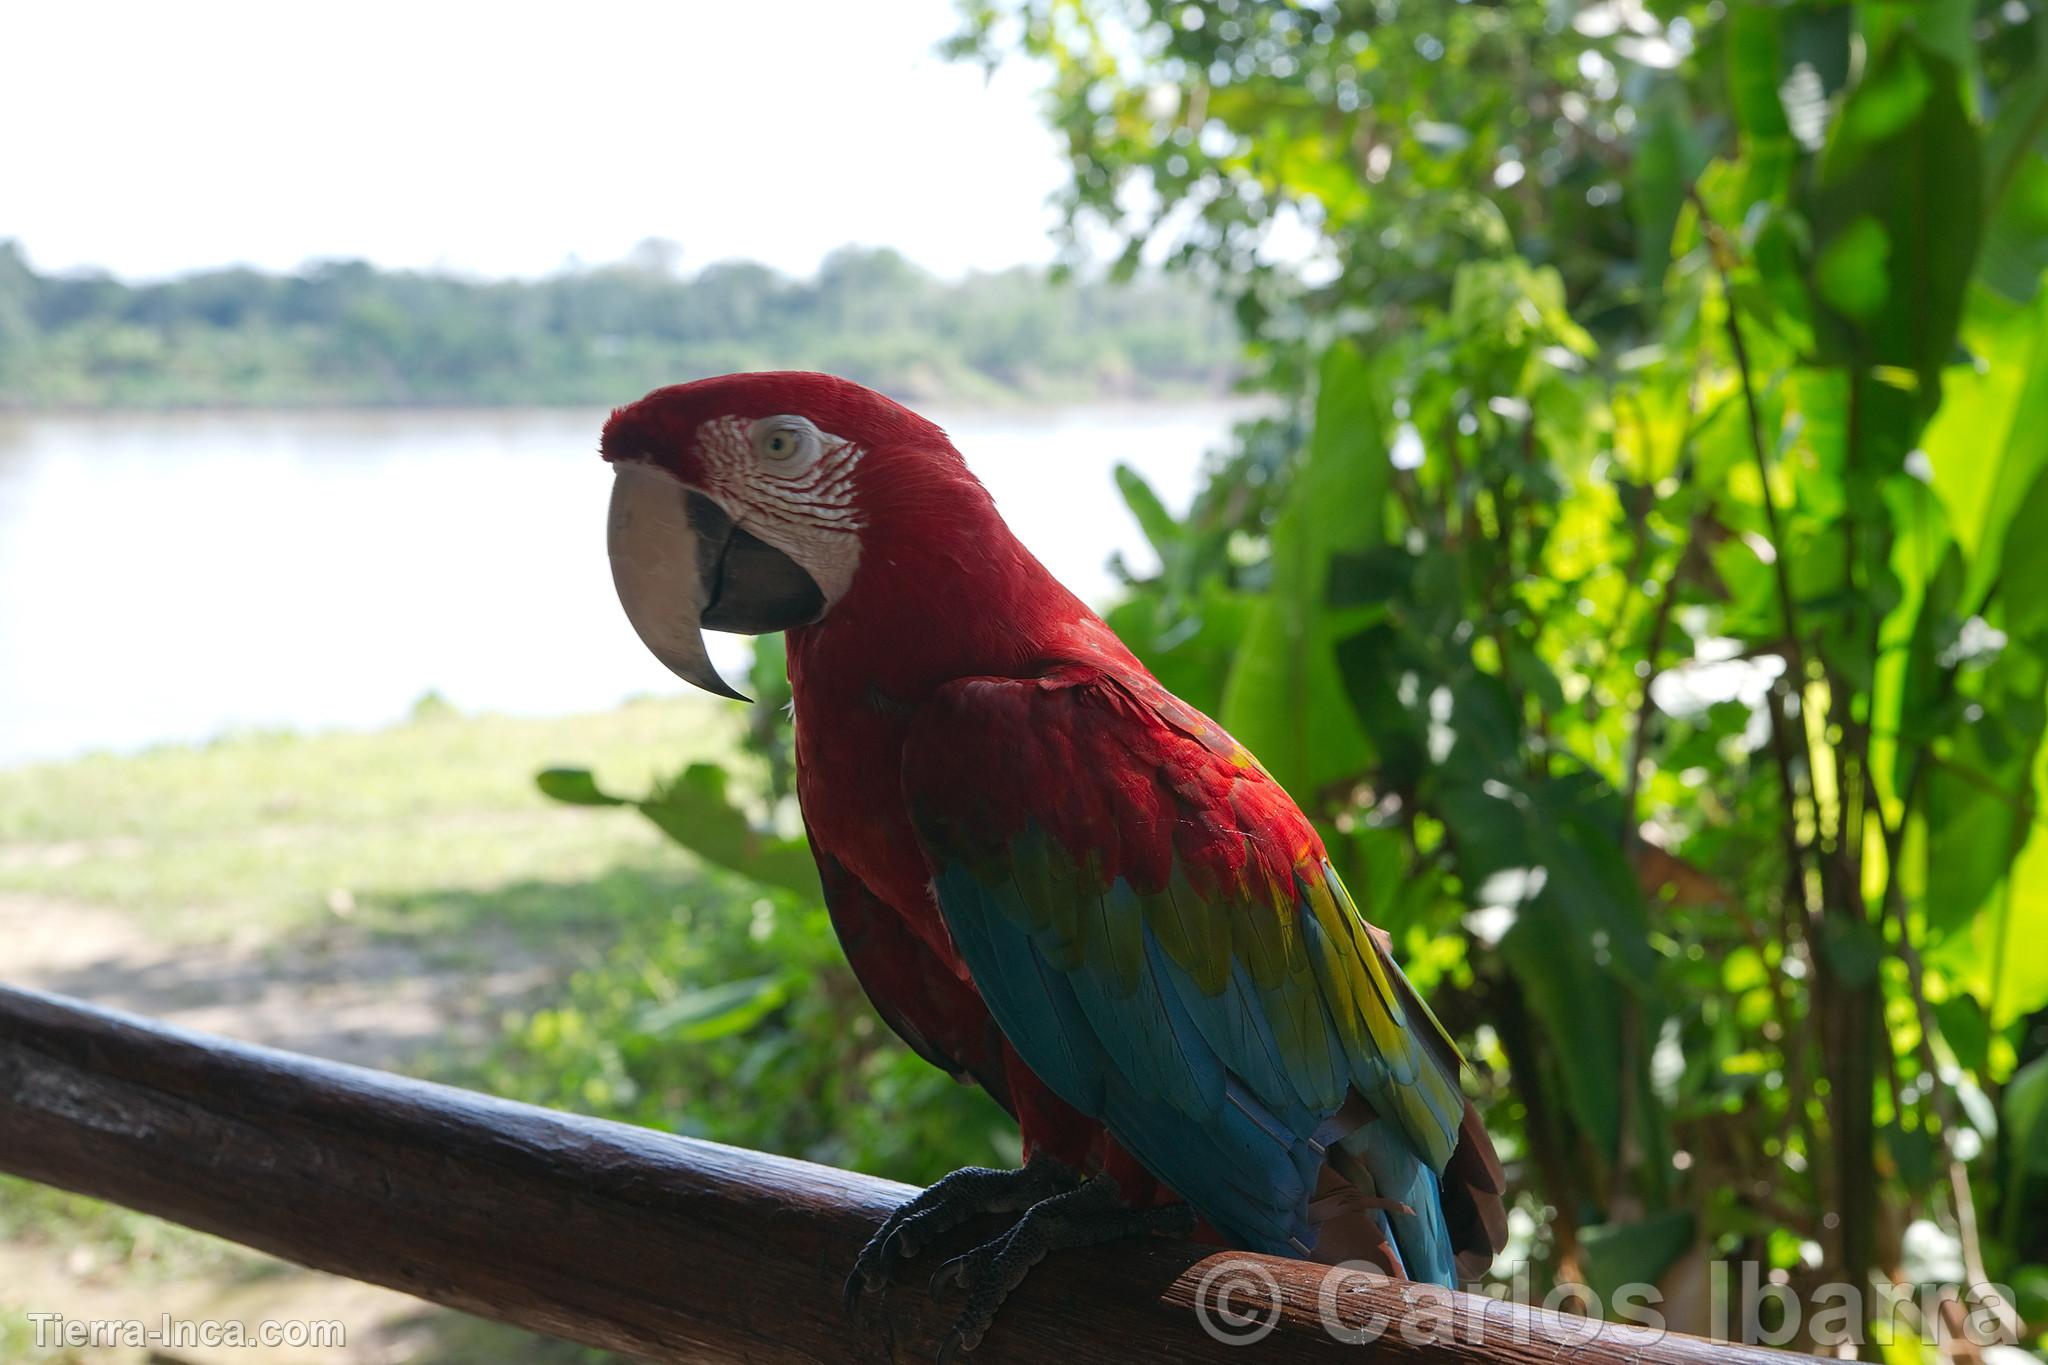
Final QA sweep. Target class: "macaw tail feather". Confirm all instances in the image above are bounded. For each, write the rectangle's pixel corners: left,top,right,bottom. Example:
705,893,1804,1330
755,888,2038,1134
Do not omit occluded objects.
1440,1098,1510,1282
1309,1096,1507,1290
1329,1111,1455,1288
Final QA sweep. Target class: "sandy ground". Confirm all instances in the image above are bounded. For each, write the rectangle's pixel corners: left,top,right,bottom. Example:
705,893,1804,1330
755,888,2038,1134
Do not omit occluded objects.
1,894,549,1069
1,894,572,1364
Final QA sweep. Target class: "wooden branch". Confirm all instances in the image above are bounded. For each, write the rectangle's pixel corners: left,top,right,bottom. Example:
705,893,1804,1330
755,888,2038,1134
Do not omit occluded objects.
0,986,1795,1364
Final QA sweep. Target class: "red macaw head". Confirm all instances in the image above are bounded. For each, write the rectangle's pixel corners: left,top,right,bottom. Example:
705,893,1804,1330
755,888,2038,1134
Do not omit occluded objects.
598,371,970,698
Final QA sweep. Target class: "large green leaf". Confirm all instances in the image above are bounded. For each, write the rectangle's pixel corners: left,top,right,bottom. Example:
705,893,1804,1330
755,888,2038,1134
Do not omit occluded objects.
1114,463,1181,560
1977,154,2048,304
2007,1052,2048,1181
1220,341,1386,799
1931,665,2048,1028
1924,730,2044,943
1498,911,1626,1163
1632,84,1706,299
1807,35,1983,408
1986,40,2048,203
1727,5,1789,139
1579,1211,1697,1309
635,763,821,898
1868,470,1959,814
1922,285,2048,611
2004,1049,2048,1246
2003,467,2048,642
535,767,629,807
1437,758,1658,1161
1980,38,2048,302
539,762,819,898
1727,3,1795,205
634,972,796,1042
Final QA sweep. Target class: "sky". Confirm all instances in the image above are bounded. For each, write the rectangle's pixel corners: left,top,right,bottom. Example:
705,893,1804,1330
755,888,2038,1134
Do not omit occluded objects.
1,1,1067,282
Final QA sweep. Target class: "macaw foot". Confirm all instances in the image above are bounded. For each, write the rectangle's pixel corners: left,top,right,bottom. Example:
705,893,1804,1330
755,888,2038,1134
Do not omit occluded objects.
927,1175,1197,1361
843,1153,1080,1315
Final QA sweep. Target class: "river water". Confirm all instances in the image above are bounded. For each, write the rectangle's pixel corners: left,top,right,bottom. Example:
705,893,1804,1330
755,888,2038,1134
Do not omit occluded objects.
0,403,1244,766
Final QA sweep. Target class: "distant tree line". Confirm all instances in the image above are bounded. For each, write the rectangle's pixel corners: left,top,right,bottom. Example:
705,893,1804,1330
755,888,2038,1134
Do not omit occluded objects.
0,240,1238,408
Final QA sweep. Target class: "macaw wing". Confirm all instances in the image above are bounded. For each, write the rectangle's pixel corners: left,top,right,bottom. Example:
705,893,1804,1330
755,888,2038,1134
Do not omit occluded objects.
902,665,1468,1274
810,838,1015,1117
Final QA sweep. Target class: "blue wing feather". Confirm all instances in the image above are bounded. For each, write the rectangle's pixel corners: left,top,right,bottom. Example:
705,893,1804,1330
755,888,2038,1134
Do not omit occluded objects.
907,674,1474,1285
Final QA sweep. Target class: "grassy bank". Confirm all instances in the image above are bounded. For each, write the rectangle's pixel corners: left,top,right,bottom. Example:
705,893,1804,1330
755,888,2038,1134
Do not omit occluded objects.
0,694,1012,1362
0,697,745,1364
0,694,742,943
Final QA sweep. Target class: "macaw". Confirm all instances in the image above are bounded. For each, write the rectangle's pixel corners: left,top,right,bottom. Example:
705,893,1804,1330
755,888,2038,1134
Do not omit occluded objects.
600,372,1506,1352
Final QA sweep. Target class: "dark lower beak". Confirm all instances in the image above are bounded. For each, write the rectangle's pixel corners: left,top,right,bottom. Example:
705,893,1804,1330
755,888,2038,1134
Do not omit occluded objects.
607,465,824,701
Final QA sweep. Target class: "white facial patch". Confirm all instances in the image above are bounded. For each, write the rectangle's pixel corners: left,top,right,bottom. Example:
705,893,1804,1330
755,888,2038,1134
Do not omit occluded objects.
692,414,867,606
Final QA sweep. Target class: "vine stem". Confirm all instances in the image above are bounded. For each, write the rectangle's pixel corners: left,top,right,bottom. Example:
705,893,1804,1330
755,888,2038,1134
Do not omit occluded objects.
1691,184,1883,1304
1687,189,1827,910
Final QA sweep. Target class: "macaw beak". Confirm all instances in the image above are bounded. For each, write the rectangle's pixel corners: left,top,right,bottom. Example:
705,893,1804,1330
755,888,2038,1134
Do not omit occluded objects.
607,463,824,701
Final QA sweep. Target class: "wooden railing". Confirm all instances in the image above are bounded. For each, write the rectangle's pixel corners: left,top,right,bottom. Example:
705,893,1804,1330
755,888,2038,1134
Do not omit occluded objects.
0,985,1798,1363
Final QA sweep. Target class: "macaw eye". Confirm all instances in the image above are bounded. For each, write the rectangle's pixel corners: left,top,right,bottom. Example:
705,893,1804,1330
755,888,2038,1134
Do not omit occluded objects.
750,416,820,465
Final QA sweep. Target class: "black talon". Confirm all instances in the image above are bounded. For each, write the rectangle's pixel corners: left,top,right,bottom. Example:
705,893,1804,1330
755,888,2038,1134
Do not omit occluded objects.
929,1254,967,1297
841,1265,881,1318
934,1177,1200,1356
842,1155,1080,1317
846,1162,1195,1354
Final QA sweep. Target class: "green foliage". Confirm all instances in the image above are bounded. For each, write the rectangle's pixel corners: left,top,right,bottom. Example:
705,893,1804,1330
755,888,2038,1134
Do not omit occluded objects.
1217,340,1388,796
936,0,2048,1345
540,763,817,896
0,242,1235,408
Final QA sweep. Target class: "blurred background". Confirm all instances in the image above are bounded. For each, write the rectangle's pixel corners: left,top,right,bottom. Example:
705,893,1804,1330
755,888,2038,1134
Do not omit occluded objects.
3,1,2047,1361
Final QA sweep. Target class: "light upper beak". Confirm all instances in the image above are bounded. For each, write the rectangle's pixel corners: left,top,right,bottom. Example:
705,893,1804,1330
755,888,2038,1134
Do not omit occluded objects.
607,463,824,701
